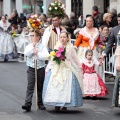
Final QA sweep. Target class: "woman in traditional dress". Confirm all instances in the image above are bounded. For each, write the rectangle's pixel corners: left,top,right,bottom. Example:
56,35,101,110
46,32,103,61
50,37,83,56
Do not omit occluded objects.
0,15,10,31
74,16,100,74
42,31,83,112
0,15,17,62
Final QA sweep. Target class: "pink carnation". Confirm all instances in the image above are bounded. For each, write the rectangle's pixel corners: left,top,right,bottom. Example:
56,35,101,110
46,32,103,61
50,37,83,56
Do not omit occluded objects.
99,44,102,48
60,55,65,60
58,47,64,52
56,51,61,57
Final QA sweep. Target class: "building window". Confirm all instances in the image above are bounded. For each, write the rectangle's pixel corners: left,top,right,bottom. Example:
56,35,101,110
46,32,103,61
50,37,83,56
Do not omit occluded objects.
22,0,43,14
104,0,110,13
0,0,3,16
71,0,83,18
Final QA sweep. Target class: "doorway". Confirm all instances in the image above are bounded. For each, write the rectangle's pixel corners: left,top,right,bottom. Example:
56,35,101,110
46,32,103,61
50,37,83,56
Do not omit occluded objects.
104,0,110,13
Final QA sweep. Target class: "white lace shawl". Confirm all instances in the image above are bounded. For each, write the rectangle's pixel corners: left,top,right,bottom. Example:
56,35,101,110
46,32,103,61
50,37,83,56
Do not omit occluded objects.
0,20,10,31
82,58,99,67
79,27,99,49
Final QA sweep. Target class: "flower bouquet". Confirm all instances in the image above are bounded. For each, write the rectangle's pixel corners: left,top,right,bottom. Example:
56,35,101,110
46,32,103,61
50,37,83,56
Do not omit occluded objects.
97,35,108,53
48,0,66,18
11,31,17,37
50,46,66,65
27,14,42,30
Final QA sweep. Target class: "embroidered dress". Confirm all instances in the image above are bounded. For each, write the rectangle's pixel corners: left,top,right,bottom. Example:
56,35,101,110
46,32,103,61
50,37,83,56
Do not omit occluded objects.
42,42,83,107
74,27,102,77
82,59,108,97
74,27,100,63
0,31,18,60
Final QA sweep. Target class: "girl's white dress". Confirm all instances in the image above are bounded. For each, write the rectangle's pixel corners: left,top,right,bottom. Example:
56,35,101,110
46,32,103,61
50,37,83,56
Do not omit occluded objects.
0,31,17,60
42,42,83,107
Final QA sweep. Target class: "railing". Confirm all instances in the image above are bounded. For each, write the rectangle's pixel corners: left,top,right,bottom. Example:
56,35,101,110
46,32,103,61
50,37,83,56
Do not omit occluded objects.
13,34,30,62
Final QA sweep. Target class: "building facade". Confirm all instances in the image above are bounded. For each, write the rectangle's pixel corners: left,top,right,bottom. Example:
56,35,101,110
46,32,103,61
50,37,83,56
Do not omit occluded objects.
0,0,43,16
0,0,120,18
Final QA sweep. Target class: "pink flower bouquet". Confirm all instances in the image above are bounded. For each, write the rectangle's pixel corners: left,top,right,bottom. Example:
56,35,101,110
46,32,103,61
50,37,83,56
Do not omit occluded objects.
50,46,66,65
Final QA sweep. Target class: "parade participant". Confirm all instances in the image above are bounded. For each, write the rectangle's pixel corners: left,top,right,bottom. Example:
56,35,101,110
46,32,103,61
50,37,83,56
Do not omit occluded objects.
112,32,120,107
22,29,49,111
0,15,10,31
74,16,100,64
42,0,66,51
43,31,83,112
0,15,15,62
82,49,108,99
0,27,18,62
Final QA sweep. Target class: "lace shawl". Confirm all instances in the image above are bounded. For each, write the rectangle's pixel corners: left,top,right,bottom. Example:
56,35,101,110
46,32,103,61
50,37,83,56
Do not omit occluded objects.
79,27,99,50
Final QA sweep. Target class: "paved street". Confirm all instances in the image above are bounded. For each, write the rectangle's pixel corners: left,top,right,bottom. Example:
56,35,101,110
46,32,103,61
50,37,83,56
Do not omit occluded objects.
0,61,120,120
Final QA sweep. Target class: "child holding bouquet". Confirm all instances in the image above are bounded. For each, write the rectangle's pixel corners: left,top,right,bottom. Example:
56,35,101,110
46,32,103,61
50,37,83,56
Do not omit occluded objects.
98,25,109,54
97,25,109,78
42,31,83,112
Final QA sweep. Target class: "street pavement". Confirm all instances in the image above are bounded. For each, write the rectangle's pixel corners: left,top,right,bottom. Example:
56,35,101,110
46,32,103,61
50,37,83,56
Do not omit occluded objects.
0,61,120,120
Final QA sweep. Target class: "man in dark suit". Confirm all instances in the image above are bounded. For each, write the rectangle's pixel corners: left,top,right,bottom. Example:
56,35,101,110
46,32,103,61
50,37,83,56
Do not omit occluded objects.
102,13,120,57
101,13,120,107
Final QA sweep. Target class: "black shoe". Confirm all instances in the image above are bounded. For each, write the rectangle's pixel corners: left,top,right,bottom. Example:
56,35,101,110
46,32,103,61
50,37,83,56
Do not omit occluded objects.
4,59,8,62
22,105,31,112
92,96,98,100
38,105,46,110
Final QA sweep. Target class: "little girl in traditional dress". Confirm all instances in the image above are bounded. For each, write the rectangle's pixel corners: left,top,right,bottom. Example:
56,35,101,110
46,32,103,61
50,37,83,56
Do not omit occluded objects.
42,31,83,112
82,49,108,99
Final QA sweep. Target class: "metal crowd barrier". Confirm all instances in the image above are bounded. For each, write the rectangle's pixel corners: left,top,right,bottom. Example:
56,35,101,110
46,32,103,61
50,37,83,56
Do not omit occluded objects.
13,34,30,62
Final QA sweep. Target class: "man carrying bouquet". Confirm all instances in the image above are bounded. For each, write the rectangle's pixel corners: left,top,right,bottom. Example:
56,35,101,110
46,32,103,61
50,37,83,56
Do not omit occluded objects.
42,0,66,52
